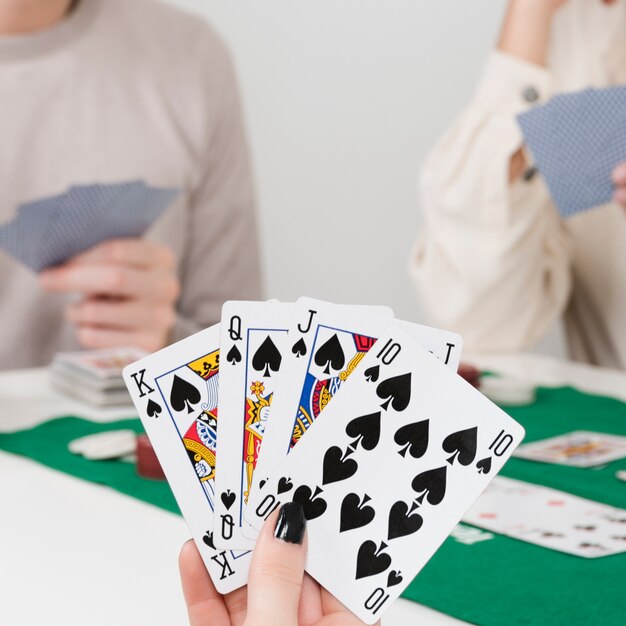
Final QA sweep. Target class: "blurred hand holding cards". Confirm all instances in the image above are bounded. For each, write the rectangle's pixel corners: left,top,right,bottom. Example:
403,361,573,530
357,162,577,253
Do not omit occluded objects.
122,297,525,622
517,85,626,217
0,181,180,271
51,347,146,407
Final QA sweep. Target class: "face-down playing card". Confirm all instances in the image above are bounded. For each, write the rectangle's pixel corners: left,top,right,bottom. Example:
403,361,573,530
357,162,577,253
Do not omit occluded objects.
213,301,294,550
123,324,250,593
0,194,60,270
246,298,463,534
246,326,523,624
517,85,626,217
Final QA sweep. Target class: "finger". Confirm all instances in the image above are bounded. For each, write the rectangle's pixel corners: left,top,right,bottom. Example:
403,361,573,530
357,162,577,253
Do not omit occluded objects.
613,163,626,185
245,503,307,626
179,540,232,626
298,574,324,626
40,264,178,301
319,587,377,626
614,187,626,209
67,298,174,332
508,147,527,183
63,238,176,270
222,588,249,626
321,585,353,617
74,324,165,353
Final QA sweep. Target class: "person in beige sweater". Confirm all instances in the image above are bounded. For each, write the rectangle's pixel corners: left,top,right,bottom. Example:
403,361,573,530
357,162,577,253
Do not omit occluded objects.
0,0,261,370
412,0,626,370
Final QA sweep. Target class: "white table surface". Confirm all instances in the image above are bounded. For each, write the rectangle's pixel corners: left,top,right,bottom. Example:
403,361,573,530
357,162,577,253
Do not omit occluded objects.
1,354,624,626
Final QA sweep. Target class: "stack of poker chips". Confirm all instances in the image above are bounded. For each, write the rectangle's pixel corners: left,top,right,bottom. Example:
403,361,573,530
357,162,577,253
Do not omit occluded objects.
68,430,166,480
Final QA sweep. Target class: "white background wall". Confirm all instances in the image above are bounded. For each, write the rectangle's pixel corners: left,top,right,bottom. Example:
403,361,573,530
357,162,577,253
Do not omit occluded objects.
162,0,510,322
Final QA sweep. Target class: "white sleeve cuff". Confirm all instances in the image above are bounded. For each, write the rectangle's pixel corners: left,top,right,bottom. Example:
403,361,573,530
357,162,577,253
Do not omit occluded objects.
471,50,552,113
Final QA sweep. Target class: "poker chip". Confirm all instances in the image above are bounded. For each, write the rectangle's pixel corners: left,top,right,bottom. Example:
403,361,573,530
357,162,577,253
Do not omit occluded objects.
480,376,536,407
458,363,481,388
68,429,137,460
136,434,166,480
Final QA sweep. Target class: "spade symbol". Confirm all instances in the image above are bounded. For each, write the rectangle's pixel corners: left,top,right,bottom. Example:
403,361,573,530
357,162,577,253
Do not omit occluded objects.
364,365,380,382
388,501,423,540
293,485,327,520
146,398,162,418
227,345,242,365
345,412,381,451
322,446,358,485
387,570,403,587
476,456,492,474
277,477,293,494
393,419,429,459
170,375,201,414
442,426,478,466
340,493,375,532
314,334,346,375
202,531,215,549
411,466,447,506
292,338,307,358
376,373,412,412
355,540,392,580
252,336,282,377
221,490,236,511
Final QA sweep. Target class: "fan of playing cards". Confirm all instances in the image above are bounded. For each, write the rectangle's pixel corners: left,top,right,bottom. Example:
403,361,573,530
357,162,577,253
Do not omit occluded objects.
0,181,180,271
123,298,525,624
518,85,626,218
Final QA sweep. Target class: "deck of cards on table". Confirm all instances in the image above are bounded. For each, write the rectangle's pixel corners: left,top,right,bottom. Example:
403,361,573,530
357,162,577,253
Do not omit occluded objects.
122,298,525,623
51,347,146,407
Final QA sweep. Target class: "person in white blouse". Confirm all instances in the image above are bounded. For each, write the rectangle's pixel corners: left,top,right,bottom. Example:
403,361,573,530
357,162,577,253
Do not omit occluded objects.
411,0,626,369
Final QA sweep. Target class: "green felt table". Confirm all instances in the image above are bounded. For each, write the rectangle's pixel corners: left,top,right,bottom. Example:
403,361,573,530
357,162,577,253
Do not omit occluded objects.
1,386,625,625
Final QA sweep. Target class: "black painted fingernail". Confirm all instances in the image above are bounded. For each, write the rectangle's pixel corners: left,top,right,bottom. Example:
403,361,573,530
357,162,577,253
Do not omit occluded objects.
274,502,306,544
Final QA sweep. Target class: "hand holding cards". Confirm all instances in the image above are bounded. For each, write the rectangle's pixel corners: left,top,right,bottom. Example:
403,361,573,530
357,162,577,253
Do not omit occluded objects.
122,298,524,622
245,325,524,622
0,181,179,272
517,85,626,218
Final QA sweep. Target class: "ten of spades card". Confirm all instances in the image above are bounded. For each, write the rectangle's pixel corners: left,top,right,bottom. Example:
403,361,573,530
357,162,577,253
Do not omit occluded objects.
246,326,523,624
246,297,463,533
213,301,294,549
123,324,251,593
